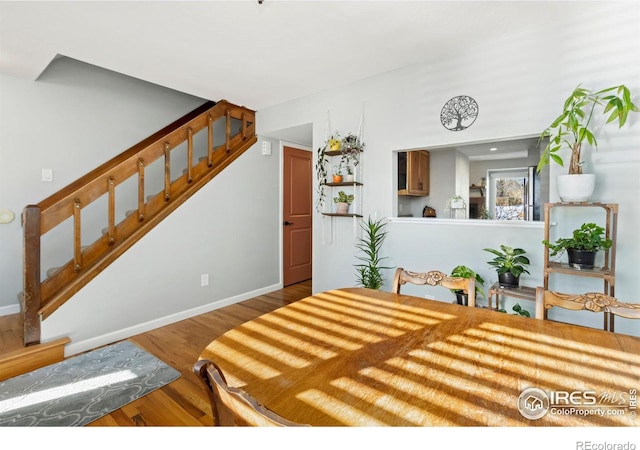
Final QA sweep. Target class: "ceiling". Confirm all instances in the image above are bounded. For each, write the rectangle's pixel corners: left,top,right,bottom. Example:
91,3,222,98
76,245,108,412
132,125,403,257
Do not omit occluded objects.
0,1,606,112
0,1,611,154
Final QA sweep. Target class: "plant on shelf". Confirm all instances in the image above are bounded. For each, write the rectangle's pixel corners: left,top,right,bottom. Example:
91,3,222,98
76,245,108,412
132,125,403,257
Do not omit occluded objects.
332,163,343,183
355,216,392,290
536,84,639,202
498,303,531,318
340,132,364,174
333,190,354,214
449,265,486,306
315,131,341,212
447,195,465,209
542,222,612,269
483,245,530,288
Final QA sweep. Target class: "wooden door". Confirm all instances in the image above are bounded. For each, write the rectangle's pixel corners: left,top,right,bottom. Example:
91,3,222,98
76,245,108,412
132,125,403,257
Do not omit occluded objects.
283,146,312,286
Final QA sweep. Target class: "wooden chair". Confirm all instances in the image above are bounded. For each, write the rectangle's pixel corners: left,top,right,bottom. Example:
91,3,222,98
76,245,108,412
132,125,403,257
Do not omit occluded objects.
193,359,308,426
392,267,476,307
534,287,640,331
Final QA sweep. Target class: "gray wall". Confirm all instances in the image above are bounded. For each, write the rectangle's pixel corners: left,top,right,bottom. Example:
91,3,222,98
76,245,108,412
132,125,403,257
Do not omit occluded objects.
258,3,639,336
0,58,282,354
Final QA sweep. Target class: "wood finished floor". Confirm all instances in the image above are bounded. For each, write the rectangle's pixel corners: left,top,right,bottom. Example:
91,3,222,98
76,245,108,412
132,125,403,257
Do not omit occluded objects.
1,280,311,427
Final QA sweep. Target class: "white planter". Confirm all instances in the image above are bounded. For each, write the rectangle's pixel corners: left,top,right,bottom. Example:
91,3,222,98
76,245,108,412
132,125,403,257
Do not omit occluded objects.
344,174,355,183
335,202,350,214
557,174,596,202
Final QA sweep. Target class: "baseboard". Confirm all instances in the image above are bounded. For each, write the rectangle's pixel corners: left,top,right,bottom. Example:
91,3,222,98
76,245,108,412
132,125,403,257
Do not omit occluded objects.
62,283,282,357
0,303,20,317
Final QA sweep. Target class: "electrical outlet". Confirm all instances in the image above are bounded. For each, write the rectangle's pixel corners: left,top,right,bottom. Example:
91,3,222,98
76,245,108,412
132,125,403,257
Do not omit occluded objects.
200,273,209,287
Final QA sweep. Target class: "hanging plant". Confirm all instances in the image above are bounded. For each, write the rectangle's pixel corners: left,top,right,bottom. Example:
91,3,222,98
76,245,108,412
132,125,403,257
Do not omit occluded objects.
315,131,340,212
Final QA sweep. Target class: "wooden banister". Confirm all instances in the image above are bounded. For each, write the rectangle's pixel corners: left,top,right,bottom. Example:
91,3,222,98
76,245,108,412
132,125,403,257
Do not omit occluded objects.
22,100,256,345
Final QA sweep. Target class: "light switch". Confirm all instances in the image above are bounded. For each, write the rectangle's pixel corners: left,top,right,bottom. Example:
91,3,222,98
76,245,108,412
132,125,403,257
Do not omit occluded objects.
0,209,15,224
261,141,272,156
42,169,53,182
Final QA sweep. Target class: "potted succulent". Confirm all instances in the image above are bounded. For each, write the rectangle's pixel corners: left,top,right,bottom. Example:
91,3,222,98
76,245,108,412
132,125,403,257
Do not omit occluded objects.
537,84,638,202
332,164,343,183
483,245,530,288
333,191,354,214
449,265,486,306
354,216,392,290
542,222,612,269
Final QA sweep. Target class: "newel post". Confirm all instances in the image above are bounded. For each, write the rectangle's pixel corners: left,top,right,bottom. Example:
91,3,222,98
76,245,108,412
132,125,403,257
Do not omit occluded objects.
22,205,42,346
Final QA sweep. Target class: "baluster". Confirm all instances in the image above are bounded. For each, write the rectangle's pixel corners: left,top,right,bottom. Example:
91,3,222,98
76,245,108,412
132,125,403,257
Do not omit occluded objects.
187,127,193,182
242,112,247,140
73,199,82,271
207,114,213,167
164,142,171,201
137,159,145,221
23,205,42,345
226,109,231,153
107,177,116,244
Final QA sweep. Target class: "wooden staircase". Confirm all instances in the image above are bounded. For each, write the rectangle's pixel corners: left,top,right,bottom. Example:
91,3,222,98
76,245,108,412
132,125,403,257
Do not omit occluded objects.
1,99,256,381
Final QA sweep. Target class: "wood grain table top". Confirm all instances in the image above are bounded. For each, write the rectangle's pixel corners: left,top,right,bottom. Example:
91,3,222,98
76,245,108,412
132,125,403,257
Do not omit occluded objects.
199,288,640,426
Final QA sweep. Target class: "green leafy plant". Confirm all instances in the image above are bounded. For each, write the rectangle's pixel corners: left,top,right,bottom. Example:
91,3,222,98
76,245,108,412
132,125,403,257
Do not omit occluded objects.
498,303,531,317
483,245,530,278
333,191,354,205
315,131,341,212
355,217,392,290
537,84,639,174
449,265,486,299
340,133,364,170
542,222,612,257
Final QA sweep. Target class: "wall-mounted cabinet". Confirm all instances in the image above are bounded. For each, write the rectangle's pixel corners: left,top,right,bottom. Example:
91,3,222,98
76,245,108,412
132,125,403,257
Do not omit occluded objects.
398,150,430,196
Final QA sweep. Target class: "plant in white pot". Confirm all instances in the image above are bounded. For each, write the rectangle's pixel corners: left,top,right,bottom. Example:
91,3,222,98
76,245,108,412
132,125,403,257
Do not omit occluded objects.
333,191,354,214
537,84,638,202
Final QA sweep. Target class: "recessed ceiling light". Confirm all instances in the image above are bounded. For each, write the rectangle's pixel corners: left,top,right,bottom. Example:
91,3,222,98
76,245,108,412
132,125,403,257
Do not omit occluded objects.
489,147,498,152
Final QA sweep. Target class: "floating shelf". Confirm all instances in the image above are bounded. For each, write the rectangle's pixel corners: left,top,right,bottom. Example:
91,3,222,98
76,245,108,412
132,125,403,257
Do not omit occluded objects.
322,213,363,218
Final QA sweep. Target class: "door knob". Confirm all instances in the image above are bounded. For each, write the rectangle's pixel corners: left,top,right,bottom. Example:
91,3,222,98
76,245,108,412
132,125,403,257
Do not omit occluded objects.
283,221,294,226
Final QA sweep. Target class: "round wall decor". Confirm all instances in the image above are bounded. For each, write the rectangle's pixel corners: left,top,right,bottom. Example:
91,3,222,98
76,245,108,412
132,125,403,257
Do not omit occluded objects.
440,95,479,131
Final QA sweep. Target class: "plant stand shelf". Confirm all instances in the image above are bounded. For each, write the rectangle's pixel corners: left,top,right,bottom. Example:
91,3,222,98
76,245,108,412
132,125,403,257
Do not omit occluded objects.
322,213,363,218
487,283,536,311
543,202,618,330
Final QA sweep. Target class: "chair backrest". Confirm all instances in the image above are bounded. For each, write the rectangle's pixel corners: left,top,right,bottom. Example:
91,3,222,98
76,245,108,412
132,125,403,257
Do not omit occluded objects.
534,287,640,331
193,359,308,426
392,267,476,307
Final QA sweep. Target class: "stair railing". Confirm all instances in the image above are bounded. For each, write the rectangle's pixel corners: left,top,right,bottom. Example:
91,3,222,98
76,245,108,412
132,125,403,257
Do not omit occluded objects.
22,100,256,346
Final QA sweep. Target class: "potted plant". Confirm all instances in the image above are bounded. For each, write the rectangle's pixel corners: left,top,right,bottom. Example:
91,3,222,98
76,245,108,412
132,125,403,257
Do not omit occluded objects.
333,191,354,214
315,131,341,212
537,84,638,202
332,164,343,183
497,303,531,317
354,216,392,290
483,245,530,288
340,132,364,176
542,222,612,269
449,265,486,306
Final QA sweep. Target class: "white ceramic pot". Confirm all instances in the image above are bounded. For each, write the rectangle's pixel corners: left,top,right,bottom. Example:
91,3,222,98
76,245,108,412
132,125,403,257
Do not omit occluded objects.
335,202,350,214
557,174,595,202
344,174,355,183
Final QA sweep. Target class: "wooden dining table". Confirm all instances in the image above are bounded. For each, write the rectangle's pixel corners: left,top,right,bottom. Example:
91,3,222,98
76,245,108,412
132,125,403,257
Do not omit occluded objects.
198,288,640,426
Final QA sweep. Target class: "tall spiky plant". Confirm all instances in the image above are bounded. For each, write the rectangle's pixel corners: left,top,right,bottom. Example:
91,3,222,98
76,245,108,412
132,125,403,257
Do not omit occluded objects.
355,216,392,290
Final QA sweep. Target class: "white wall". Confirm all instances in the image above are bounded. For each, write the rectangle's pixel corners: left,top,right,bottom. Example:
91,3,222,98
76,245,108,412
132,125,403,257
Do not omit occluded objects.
258,3,639,336
0,57,282,354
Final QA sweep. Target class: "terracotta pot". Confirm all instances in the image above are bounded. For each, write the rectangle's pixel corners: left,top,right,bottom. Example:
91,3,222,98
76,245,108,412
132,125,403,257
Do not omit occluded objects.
332,174,343,183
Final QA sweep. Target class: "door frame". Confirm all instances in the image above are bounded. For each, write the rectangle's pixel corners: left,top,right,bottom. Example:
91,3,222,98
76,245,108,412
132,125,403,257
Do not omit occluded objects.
279,141,313,287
